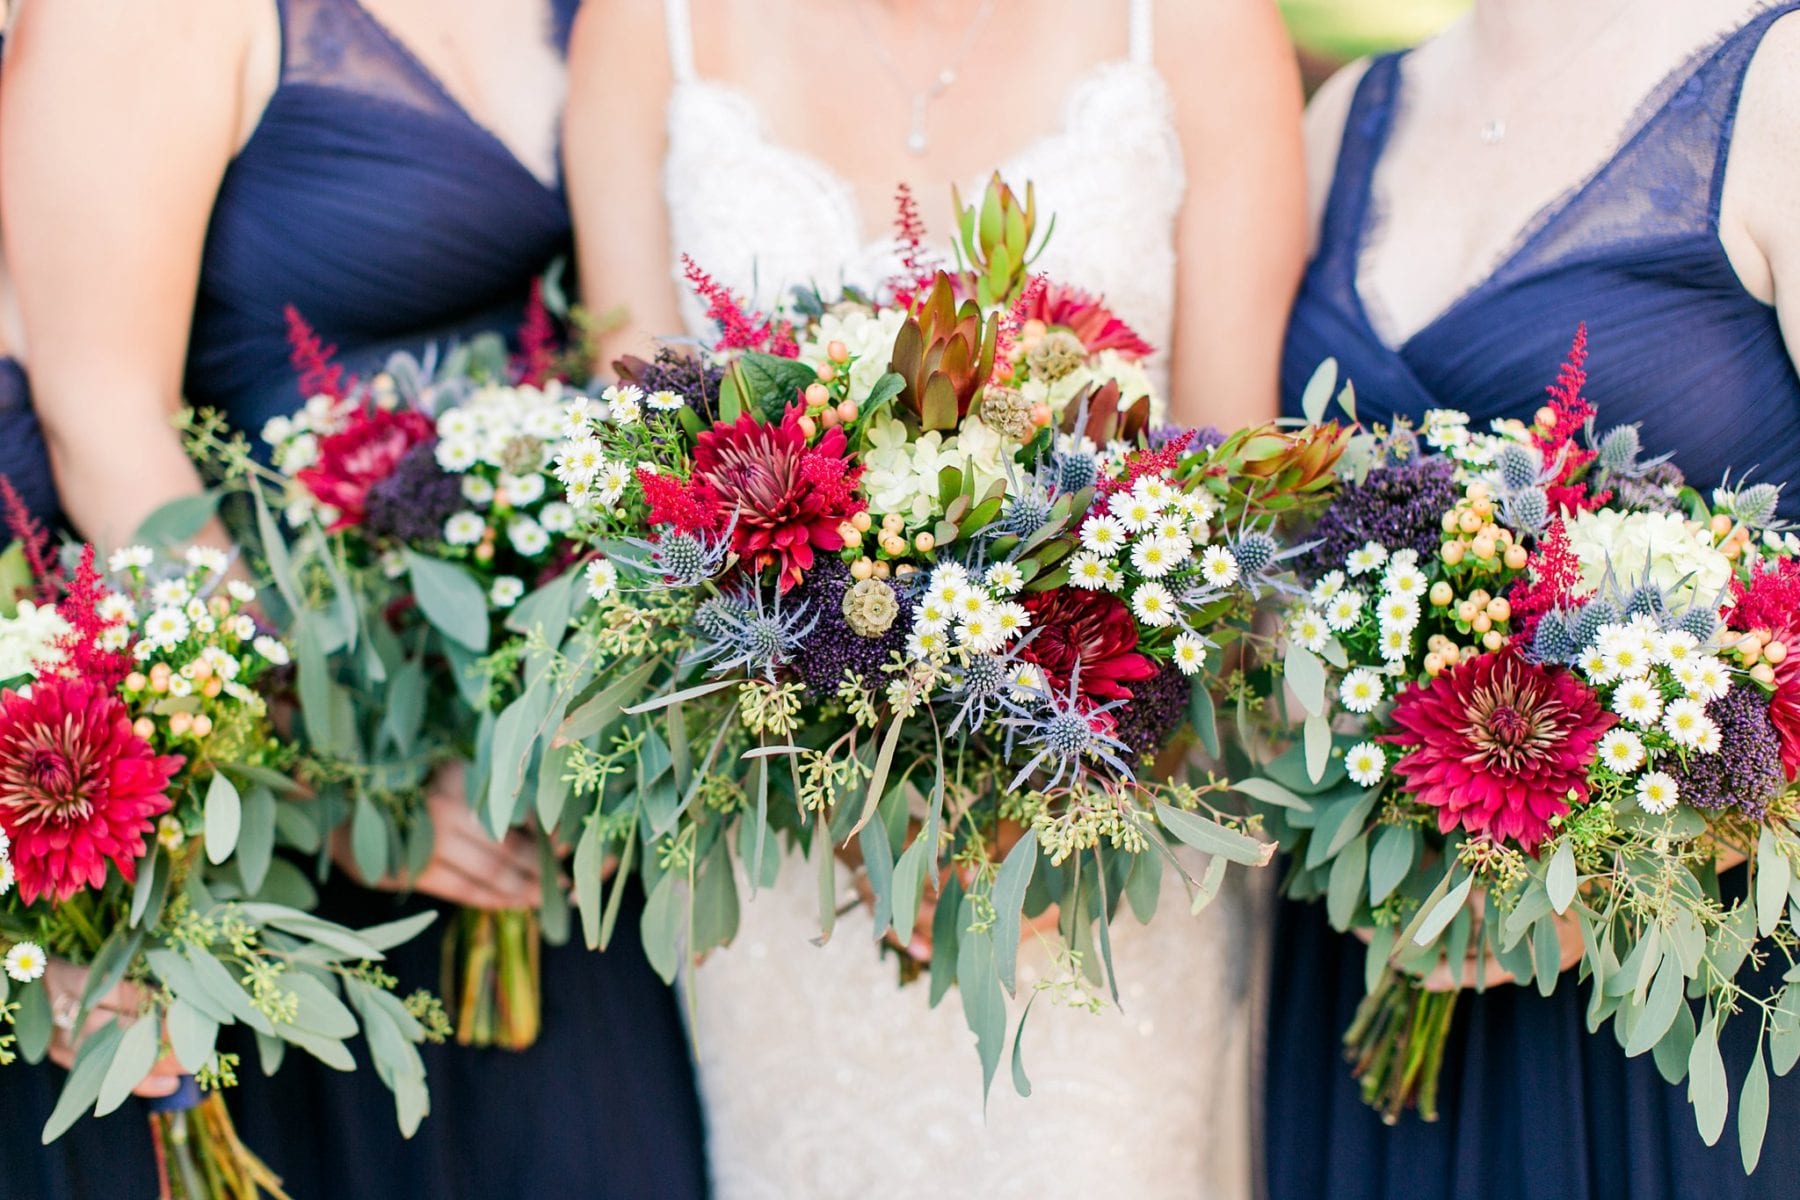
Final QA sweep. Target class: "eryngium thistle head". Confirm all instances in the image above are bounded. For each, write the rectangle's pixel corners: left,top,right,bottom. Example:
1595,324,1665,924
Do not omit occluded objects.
980,386,1037,442
1717,481,1784,530
1380,426,1422,467
1624,583,1666,621
1026,330,1087,382
1596,424,1644,475
1001,488,1054,538
686,585,817,679
1231,530,1277,578
1570,598,1618,651
1496,442,1544,493
1053,451,1099,495
1612,460,1686,514
1504,486,1549,533
959,652,1008,699
1530,611,1577,664
652,533,707,584
842,578,899,637
694,595,741,641
1677,605,1721,642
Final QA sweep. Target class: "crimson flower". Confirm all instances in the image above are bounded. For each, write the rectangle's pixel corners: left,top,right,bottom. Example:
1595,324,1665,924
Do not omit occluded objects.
296,406,435,532
1017,588,1157,707
0,678,183,904
1018,281,1154,359
1382,650,1611,852
688,406,864,591
1729,559,1800,780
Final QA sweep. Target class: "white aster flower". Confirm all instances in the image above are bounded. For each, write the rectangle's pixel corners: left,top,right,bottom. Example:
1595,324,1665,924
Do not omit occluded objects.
539,502,576,534
1612,678,1664,726
985,562,1025,593
97,594,137,625
596,462,635,506
1179,490,1219,523
444,512,486,546
907,628,948,659
1131,582,1176,627
1661,697,1710,748
1655,629,1701,665
1112,494,1163,533
1377,591,1421,633
226,580,257,604
184,546,229,574
1101,564,1125,593
1080,515,1128,557
254,635,290,666
100,625,131,652
956,613,1007,653
646,389,686,411
144,607,190,647
1382,561,1429,598
1579,648,1614,683
913,597,952,633
1199,545,1241,588
229,614,257,641
508,518,550,557
1310,571,1346,606
167,675,193,698
0,857,15,895
952,587,991,621
1345,742,1386,787
185,599,208,623
1324,589,1366,632
1695,722,1723,754
435,437,479,472
1172,633,1209,676
559,397,597,439
150,578,192,608
1132,475,1174,509
462,474,497,506
1636,771,1680,815
1378,627,1411,661
1597,626,1652,679
500,472,547,507
1290,609,1329,654
1390,548,1420,570
554,438,605,486
1069,553,1109,590
604,384,643,424
1677,655,1730,702
1339,667,1384,714
437,408,477,440
490,577,525,608
1131,537,1183,579
1347,542,1388,576
4,942,46,983
1597,728,1647,774
991,603,1031,641
585,559,619,600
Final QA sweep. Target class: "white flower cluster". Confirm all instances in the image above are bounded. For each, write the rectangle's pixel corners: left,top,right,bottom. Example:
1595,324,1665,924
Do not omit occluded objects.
1419,409,1519,469
1292,543,1425,666
108,548,286,702
1067,474,1220,646
909,561,1032,657
0,599,69,683
0,835,42,982
553,385,682,520
1564,509,1732,610
798,308,907,406
861,416,1008,527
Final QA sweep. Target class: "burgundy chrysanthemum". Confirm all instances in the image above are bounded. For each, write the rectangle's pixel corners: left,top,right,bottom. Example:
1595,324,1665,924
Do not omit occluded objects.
1728,558,1800,780
1016,587,1157,707
1382,650,1612,852
0,678,183,904
689,406,864,592
296,406,436,532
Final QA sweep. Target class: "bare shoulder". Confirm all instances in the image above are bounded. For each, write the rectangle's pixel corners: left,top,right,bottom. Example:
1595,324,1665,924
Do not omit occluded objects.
569,0,673,84
1725,10,1800,294
9,0,251,76
1157,0,1298,88
1299,58,1373,242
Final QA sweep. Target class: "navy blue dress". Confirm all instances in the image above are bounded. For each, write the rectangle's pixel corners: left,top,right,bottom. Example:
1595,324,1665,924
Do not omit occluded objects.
1268,9,1800,1200
0,3,708,1197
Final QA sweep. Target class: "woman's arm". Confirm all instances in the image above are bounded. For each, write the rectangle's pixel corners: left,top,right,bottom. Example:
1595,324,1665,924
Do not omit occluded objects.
564,0,684,374
0,0,259,549
1725,13,1800,378
1160,0,1306,429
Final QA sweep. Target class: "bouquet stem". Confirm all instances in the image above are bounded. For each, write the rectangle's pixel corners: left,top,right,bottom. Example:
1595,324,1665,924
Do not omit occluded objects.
444,907,541,1050
147,1078,289,1200
1343,968,1459,1124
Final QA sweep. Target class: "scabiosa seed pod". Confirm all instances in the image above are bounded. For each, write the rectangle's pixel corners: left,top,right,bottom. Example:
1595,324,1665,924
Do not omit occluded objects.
790,560,907,698
1496,442,1544,493
1231,531,1277,578
1597,424,1644,475
1678,605,1722,643
980,386,1037,442
1054,451,1099,495
1505,486,1550,533
1571,598,1619,651
842,578,900,637
1531,611,1577,664
1624,583,1666,620
1026,330,1086,382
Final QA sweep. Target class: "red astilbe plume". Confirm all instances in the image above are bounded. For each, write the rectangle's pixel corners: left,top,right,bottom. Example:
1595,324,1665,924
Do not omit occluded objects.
1506,516,1583,643
52,547,133,692
992,274,1049,377
689,405,864,591
1017,280,1155,360
1096,431,1197,505
1728,558,1800,779
681,255,799,358
513,279,559,387
1534,325,1608,513
1382,649,1613,852
284,305,350,403
0,476,63,607
886,183,939,310
0,677,182,904
637,468,727,537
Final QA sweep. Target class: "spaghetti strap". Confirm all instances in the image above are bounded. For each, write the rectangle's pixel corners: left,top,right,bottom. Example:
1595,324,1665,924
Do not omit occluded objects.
1128,0,1153,64
664,0,696,82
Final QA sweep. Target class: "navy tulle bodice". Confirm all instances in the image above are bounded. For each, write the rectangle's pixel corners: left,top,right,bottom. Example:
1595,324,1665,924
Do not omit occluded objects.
1267,9,1800,1200
185,0,580,434
1282,5,1800,511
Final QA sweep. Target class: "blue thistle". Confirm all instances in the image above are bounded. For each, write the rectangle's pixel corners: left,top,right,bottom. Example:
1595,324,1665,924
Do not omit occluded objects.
1530,611,1578,665
1503,486,1549,533
1570,598,1619,652
686,584,817,679
1677,604,1721,643
997,666,1133,790
1496,442,1544,494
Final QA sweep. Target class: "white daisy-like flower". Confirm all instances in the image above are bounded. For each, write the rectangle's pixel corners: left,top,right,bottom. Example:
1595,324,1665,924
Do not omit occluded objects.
952,587,992,621
262,414,294,446
4,941,46,983
1309,570,1346,606
646,389,686,411
605,384,644,425
1345,742,1386,787
150,578,192,608
229,614,257,641
1597,728,1647,774
500,472,547,507
254,635,290,666
167,676,193,699
1101,564,1125,593
1199,545,1241,588
564,478,597,510
1179,490,1219,523
1378,627,1411,661
985,562,1025,593
1080,515,1128,557
0,857,16,895
1694,722,1723,754
1339,667,1384,714
1009,663,1045,701
97,594,138,625
100,625,131,653
226,580,257,604
1636,771,1680,815
155,816,185,851
1290,609,1329,654
489,577,525,608
1677,655,1730,702
585,559,619,600
1377,591,1421,633
1579,648,1615,683
1152,516,1188,543
596,462,635,506
1132,475,1174,508
560,397,597,439
1347,542,1389,576
991,602,1032,641
508,518,550,557
444,512,486,546
1656,628,1701,666
1382,561,1429,598
435,437,480,473
282,432,320,471
1661,697,1710,748
554,438,606,486
1171,633,1209,676
956,614,1007,654
538,502,576,534
913,597,952,633
1324,589,1366,632
931,561,971,587
185,598,209,623
1612,678,1664,727
462,474,497,506
144,607,191,647
1069,553,1109,590
1112,494,1163,533
1131,582,1177,627
1390,548,1420,570
437,408,478,440
1598,626,1652,679
907,628,948,659
184,545,229,574
1131,537,1183,579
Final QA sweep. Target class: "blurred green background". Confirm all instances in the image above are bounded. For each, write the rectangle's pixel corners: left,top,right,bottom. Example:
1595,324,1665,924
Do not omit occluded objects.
1281,0,1470,85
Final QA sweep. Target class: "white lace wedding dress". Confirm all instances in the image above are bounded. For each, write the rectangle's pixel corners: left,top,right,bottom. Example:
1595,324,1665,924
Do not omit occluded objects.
659,3,1262,1196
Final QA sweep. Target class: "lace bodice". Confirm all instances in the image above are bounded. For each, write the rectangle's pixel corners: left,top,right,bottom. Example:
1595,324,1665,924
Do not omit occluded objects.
661,0,1185,392
660,6,1256,1197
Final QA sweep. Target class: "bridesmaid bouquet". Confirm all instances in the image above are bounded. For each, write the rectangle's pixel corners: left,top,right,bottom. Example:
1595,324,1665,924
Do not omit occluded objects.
190,305,588,1052
500,175,1344,1090
1256,330,1800,1170
0,503,443,1198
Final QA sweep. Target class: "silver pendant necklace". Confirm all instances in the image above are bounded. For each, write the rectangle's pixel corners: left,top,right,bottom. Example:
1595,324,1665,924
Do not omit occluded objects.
854,0,999,156
1472,0,1640,146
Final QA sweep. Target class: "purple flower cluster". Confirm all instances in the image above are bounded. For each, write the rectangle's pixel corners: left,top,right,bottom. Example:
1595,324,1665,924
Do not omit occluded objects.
622,346,726,423
364,441,464,545
1299,456,1459,581
1111,661,1192,768
1148,424,1224,453
1669,687,1786,820
788,559,907,698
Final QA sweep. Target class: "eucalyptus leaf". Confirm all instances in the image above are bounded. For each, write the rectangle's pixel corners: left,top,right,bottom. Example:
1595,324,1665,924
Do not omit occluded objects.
95,1015,162,1117
404,549,490,652
134,492,220,548
955,901,1006,1103
890,835,931,946
1412,871,1474,946
1300,358,1338,425
1688,1011,1730,1146
1284,641,1328,721
1368,825,1417,906
167,1000,220,1075
991,830,1038,995
1232,777,1310,811
1547,841,1578,915
42,1020,124,1143
203,772,242,866
1190,854,1229,916
640,871,681,985
1154,804,1268,866
236,784,278,893
1326,833,1368,931
1740,1040,1770,1172
1010,994,1037,1099
1757,829,1791,938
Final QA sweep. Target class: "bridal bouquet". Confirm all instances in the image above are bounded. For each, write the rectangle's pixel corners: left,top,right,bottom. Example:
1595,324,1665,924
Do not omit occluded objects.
1256,329,1800,1170
499,175,1346,1091
0,499,443,1198
187,302,590,1052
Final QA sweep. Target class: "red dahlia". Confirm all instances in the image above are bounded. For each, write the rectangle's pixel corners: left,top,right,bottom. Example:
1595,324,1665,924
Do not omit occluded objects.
1729,559,1800,780
1016,588,1157,707
1382,650,1612,852
689,406,864,592
0,678,183,904
297,406,436,532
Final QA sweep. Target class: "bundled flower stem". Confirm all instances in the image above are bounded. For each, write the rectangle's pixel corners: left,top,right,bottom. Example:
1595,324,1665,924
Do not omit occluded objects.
444,907,541,1049
1344,971,1457,1124
148,1079,289,1200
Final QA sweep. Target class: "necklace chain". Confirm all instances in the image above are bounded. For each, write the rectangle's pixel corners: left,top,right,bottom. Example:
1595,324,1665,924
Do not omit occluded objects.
1475,0,1641,145
853,0,999,156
